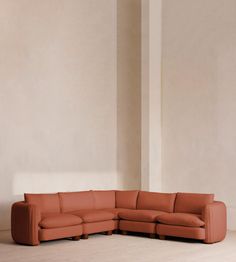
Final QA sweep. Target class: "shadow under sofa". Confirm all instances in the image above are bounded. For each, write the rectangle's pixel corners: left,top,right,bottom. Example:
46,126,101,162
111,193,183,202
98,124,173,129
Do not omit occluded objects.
11,190,227,245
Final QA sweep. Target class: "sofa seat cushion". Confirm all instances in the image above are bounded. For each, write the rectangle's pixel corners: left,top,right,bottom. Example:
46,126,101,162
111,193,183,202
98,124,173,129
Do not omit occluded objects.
119,210,166,222
102,208,131,219
72,210,115,223
157,213,205,227
39,214,82,229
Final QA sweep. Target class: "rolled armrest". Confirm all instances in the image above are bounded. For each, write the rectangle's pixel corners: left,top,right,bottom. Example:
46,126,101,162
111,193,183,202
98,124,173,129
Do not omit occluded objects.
202,201,227,243
11,201,41,246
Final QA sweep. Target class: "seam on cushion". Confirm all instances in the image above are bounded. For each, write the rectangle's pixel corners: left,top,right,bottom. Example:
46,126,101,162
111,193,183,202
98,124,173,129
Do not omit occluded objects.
136,191,143,210
58,193,63,213
173,193,178,212
209,207,212,242
206,206,211,242
57,193,62,214
135,191,140,209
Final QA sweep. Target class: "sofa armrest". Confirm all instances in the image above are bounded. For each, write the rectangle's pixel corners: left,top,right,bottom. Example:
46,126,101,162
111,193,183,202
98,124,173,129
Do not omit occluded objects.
11,201,41,246
202,201,227,243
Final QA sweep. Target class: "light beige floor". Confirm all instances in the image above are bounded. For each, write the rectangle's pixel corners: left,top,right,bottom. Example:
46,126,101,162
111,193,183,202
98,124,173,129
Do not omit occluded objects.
0,230,236,262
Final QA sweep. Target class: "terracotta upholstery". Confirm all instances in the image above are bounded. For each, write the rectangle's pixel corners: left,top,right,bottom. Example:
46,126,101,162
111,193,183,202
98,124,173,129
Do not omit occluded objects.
156,224,205,240
83,220,116,234
40,214,82,229
93,190,116,209
116,190,139,209
11,190,226,245
39,225,83,241
24,193,60,214
137,191,176,212
11,201,41,246
202,201,227,243
59,191,94,212
101,208,130,219
71,210,115,223
174,192,214,214
157,213,205,227
119,210,165,222
120,220,156,234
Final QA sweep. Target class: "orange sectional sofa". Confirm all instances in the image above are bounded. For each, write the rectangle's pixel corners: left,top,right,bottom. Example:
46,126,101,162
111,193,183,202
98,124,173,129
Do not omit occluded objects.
11,190,227,245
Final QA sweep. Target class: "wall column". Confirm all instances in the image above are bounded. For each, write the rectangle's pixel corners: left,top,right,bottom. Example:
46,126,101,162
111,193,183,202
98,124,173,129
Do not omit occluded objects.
141,0,162,191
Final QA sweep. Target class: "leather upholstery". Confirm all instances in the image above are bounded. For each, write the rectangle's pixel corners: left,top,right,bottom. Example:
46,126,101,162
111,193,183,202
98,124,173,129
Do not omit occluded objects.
119,209,165,222
40,214,82,229
202,201,227,243
59,191,94,212
174,192,214,214
93,190,115,209
157,213,205,227
116,190,139,209
137,191,176,212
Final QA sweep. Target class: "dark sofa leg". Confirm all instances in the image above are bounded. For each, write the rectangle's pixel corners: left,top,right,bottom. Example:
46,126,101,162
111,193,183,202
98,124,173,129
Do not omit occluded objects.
82,234,89,239
159,235,166,240
113,229,119,234
149,233,156,239
121,230,127,235
72,236,81,241
106,230,113,236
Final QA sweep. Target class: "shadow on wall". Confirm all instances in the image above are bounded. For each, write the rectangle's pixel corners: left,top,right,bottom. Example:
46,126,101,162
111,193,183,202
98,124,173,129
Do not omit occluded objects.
0,171,117,231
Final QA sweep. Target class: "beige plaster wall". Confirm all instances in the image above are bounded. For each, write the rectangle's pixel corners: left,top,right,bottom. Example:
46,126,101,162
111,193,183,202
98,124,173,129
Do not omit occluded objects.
0,0,118,230
162,0,236,230
117,0,141,189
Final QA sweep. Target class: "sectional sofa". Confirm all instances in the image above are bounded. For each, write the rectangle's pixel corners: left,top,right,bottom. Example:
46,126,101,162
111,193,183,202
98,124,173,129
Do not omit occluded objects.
11,190,227,245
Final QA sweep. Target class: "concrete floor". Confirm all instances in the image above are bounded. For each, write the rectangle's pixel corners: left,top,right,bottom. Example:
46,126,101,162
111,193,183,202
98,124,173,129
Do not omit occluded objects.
0,230,236,262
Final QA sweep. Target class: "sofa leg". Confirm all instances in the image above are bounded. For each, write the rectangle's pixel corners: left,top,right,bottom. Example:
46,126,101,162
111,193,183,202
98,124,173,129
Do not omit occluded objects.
113,229,119,234
106,230,113,236
72,236,81,241
149,233,156,239
121,230,127,235
82,234,89,240
159,235,166,240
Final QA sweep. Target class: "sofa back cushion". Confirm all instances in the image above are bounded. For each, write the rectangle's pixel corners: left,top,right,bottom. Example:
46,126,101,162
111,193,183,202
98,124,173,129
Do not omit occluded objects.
93,190,116,209
174,192,214,214
59,191,94,212
116,190,139,209
137,191,176,212
24,193,60,214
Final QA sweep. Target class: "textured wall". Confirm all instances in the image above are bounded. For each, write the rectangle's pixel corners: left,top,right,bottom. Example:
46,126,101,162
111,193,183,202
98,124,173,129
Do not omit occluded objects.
162,0,236,230
0,0,117,230
117,0,141,189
